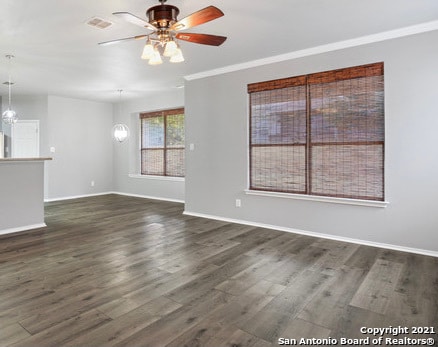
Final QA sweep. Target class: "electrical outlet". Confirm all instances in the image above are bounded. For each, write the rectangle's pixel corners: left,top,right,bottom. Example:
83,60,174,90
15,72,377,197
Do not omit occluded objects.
91,181,95,187
235,199,241,208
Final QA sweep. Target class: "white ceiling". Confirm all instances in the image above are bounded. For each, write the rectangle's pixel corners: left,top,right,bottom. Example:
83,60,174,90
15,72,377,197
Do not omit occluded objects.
1,0,437,102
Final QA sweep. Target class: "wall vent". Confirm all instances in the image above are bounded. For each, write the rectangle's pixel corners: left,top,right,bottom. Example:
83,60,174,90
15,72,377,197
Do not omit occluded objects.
86,17,113,29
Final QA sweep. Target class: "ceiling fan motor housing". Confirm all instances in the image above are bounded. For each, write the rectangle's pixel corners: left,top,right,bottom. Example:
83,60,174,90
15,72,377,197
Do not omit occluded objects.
146,5,179,29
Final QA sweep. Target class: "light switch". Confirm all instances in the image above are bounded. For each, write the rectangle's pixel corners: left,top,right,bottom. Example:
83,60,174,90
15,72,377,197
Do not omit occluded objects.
50,147,56,153
189,143,195,151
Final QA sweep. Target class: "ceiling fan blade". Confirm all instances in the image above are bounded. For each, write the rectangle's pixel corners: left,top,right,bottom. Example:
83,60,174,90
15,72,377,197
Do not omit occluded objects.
176,33,227,46
98,35,148,46
113,12,156,31
170,6,224,31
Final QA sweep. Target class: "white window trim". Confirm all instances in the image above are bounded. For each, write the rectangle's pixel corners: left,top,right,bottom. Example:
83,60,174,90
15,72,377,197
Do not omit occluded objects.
244,189,388,208
129,174,184,182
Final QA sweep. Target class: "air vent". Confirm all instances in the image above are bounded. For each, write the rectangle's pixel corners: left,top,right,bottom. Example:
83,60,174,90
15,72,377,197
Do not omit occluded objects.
86,17,113,29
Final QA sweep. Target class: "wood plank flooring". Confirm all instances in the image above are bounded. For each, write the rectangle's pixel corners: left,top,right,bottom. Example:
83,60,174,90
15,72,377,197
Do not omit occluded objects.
0,194,436,346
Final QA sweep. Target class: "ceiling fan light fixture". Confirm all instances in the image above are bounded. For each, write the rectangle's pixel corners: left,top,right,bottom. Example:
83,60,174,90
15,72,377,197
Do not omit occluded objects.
148,49,163,65
169,45,184,63
141,39,154,59
104,2,227,65
163,40,177,57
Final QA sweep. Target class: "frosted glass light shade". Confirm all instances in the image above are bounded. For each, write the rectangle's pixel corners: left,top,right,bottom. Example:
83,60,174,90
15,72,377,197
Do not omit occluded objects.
148,50,163,65
2,109,18,124
141,41,154,60
113,123,130,142
163,40,177,57
169,47,184,63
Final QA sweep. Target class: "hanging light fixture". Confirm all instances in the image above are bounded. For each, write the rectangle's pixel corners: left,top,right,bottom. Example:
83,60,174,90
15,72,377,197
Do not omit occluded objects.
2,55,18,125
140,34,184,65
112,90,130,143
113,123,130,142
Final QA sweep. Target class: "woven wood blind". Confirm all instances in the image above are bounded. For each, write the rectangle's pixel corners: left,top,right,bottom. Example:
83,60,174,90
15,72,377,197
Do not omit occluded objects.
248,63,384,201
140,108,185,177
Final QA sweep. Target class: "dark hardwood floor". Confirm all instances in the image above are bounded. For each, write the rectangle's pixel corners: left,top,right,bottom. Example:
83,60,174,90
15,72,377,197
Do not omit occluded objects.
0,194,436,347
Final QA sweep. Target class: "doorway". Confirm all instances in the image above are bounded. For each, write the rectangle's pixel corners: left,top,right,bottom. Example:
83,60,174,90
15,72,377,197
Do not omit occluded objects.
11,120,40,158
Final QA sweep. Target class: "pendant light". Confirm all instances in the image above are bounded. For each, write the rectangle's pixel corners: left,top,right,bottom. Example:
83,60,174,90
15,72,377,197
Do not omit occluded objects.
2,55,18,125
113,123,130,142
112,89,130,143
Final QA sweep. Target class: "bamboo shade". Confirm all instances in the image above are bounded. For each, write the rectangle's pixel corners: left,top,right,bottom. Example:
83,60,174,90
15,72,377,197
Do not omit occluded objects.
140,108,185,177
248,63,384,201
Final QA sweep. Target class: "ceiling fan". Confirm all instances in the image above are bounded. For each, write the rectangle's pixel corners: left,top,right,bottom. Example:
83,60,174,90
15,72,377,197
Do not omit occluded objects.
99,0,227,65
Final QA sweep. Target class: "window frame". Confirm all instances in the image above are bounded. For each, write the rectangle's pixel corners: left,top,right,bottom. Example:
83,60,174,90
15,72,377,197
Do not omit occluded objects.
248,62,385,202
140,107,185,178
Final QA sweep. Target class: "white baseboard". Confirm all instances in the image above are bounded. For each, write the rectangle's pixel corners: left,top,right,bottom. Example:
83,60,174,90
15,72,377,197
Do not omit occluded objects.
112,191,184,204
45,191,184,204
0,223,47,236
44,191,114,202
183,210,438,258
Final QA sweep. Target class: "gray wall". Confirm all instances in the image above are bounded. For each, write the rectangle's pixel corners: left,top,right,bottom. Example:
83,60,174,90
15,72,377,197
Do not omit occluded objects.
113,89,185,202
0,95,114,200
184,30,438,253
0,160,45,231
46,95,113,200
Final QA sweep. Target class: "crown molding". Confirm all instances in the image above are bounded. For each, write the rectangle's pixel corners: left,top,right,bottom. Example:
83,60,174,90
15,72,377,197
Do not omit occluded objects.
185,20,438,81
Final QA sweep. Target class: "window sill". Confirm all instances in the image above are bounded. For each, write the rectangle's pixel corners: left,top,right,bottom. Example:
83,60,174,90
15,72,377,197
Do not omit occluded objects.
128,174,185,182
244,190,389,208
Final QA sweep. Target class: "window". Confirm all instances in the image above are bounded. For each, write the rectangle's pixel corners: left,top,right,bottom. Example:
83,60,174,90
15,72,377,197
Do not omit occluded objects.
140,108,185,177
248,63,384,201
